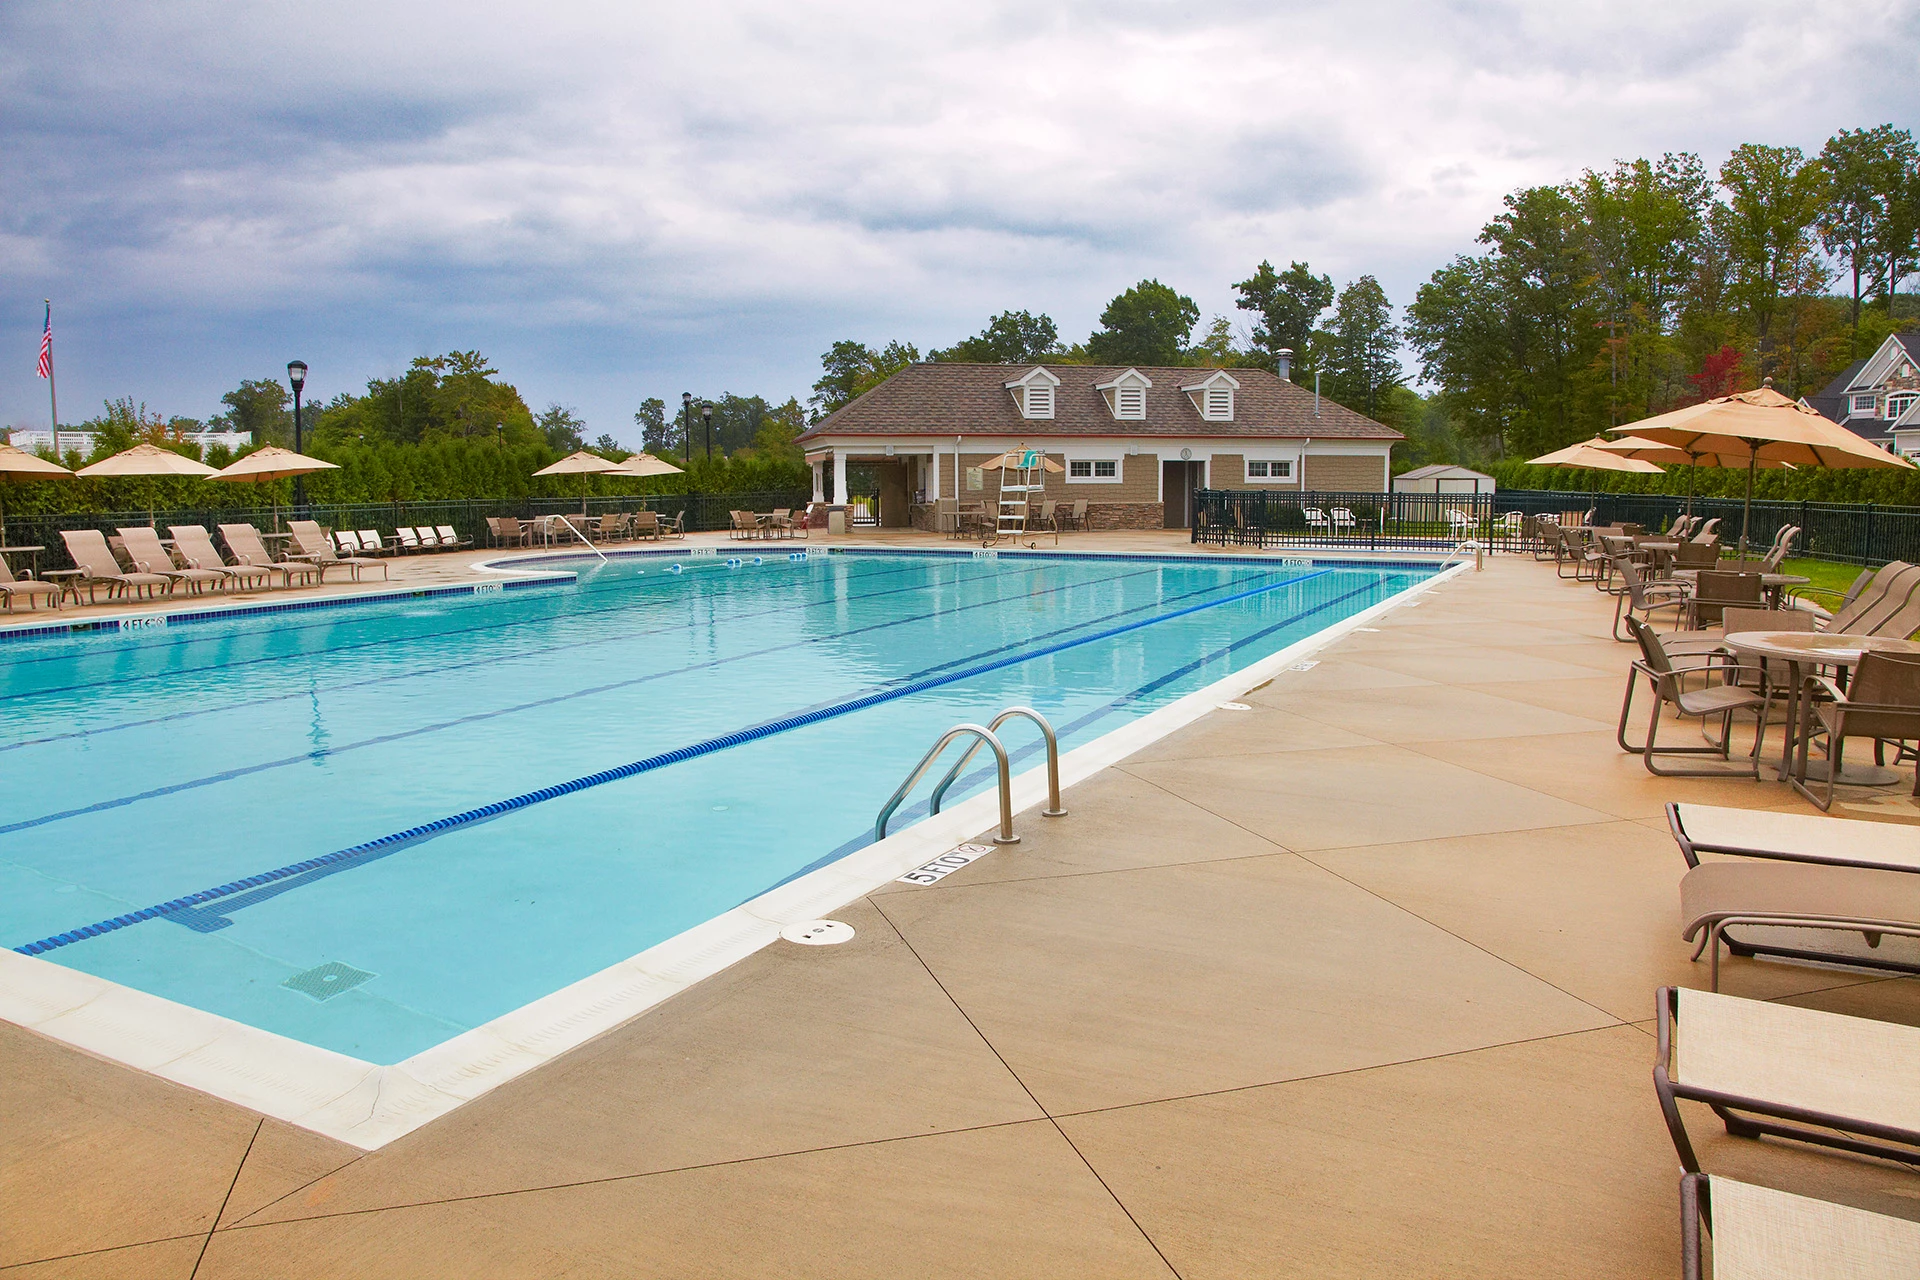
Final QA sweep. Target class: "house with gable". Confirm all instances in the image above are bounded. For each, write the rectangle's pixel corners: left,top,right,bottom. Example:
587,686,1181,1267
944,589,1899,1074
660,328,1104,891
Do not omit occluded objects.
795,359,1402,531
1804,332,1920,457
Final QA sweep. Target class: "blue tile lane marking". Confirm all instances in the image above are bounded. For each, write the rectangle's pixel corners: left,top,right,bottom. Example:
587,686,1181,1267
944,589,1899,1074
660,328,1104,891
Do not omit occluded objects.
0,574,572,646
13,563,1346,956
0,560,1186,836
0,556,918,694
0,559,1001,751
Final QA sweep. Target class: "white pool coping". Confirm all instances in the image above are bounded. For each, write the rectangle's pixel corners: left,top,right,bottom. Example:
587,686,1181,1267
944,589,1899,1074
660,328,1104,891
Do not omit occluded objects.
0,558,1469,1149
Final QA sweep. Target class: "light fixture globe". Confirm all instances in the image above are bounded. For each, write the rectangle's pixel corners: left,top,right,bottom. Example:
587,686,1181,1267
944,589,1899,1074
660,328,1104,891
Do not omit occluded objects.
287,360,308,392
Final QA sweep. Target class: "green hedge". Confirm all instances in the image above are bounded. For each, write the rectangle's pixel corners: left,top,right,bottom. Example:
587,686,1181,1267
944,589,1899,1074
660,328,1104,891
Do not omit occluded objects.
1486,456,1920,505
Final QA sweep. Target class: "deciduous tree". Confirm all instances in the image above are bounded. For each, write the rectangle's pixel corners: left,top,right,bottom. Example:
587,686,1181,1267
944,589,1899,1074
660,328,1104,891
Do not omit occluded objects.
1233,260,1335,376
1086,279,1198,366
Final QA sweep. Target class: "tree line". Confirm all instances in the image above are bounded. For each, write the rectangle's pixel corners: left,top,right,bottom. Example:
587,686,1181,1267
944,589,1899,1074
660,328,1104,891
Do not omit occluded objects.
813,123,1920,478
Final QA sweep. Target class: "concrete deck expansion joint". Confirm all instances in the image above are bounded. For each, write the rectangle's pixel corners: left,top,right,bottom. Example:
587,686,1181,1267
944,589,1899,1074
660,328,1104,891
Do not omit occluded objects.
6,544,1918,1278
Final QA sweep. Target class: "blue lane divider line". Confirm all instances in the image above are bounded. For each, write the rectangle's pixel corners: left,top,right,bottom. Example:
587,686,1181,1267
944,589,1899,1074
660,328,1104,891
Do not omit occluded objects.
0,557,981,750
0,559,1170,837
13,562,1342,956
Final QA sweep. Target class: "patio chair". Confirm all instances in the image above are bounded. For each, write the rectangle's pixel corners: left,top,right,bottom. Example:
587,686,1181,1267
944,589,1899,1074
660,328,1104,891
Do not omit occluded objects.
1304,507,1330,534
217,523,319,588
1673,538,1720,570
767,508,796,539
1618,616,1766,777
1064,498,1088,531
1331,507,1358,533
630,511,660,540
1609,556,1690,641
168,525,271,592
656,511,686,540
115,526,225,595
1680,859,1920,989
1792,650,1920,810
1684,571,1762,630
0,553,61,611
1654,985,1920,1172
1445,508,1474,536
435,525,472,549
59,528,174,602
287,519,388,582
729,510,758,540
1678,1172,1920,1280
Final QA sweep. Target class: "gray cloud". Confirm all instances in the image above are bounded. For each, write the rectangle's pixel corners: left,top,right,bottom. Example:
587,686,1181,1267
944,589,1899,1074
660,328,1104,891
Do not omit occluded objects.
2,0,1916,441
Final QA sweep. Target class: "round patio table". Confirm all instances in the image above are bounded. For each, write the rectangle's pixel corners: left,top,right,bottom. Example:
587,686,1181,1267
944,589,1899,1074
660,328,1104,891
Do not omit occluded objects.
1723,630,1920,786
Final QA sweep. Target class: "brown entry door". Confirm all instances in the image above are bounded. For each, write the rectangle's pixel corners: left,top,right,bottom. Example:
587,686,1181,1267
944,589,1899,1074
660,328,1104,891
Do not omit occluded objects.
1162,460,1202,528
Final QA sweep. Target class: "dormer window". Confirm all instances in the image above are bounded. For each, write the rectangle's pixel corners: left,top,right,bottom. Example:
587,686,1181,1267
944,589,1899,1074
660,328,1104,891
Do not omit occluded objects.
1853,393,1880,415
1181,370,1240,422
1004,367,1060,420
1094,369,1152,421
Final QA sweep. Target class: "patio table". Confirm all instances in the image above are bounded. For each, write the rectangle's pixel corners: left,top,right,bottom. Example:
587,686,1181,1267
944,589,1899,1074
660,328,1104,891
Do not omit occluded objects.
39,568,87,605
1723,630,1920,786
0,545,44,578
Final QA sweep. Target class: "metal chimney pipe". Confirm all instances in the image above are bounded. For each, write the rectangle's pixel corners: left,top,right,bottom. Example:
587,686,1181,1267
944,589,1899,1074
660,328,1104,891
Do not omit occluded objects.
1275,348,1294,382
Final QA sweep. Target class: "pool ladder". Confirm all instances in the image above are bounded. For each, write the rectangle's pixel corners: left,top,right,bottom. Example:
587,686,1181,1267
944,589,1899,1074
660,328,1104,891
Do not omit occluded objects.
873,707,1068,845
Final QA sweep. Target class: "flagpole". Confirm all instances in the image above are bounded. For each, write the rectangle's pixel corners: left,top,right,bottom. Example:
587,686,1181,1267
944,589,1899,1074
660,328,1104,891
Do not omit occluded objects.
43,300,59,458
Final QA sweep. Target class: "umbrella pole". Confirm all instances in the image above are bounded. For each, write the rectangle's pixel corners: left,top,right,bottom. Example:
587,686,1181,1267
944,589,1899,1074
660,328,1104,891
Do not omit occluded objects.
1740,450,1756,558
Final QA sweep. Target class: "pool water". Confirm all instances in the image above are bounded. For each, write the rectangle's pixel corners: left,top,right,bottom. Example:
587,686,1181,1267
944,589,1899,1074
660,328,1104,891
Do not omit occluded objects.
0,551,1430,1062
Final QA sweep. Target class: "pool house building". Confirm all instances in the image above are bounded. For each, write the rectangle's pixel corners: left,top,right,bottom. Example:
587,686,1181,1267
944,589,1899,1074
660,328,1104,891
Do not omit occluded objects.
797,362,1403,530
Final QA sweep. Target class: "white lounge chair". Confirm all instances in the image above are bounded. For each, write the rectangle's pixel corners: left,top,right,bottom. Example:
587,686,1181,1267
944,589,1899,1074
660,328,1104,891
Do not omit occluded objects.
1680,1172,1919,1279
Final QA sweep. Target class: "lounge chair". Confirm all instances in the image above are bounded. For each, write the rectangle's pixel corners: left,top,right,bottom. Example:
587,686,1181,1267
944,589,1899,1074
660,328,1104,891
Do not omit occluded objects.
435,524,471,549
356,529,396,556
0,553,61,611
333,530,362,555
1679,1172,1920,1280
1680,859,1920,989
59,528,174,602
1694,517,1721,540
116,526,225,595
1667,800,1920,874
167,525,271,593
396,527,425,552
1618,617,1766,777
287,520,388,582
1653,986,1920,1171
217,523,319,588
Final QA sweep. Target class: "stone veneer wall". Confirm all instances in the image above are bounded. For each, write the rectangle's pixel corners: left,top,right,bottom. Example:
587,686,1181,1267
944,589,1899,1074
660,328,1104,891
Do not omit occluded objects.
909,500,1163,532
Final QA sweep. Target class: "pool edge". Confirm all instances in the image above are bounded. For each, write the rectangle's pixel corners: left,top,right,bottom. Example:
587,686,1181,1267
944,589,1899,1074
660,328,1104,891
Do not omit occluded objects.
0,560,1469,1150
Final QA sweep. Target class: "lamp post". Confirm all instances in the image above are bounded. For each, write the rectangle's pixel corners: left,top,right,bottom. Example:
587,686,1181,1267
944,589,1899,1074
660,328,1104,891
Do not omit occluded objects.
495,422,504,447
681,391,693,461
702,401,714,461
287,360,308,513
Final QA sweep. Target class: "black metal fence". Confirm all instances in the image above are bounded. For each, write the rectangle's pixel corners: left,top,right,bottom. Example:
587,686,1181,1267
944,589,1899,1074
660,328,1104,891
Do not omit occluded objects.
1192,490,1517,552
1191,486,1920,566
1,490,811,572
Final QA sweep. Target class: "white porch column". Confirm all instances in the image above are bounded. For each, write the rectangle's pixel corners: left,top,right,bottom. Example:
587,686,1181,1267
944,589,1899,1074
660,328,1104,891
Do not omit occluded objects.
811,458,825,503
928,449,941,505
832,450,848,505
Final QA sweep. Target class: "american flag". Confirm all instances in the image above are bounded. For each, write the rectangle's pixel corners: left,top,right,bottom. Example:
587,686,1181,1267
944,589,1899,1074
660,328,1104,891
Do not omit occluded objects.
36,303,51,380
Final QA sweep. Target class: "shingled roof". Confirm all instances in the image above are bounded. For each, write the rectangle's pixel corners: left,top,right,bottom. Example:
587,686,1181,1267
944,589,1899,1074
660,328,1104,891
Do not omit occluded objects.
798,363,1403,442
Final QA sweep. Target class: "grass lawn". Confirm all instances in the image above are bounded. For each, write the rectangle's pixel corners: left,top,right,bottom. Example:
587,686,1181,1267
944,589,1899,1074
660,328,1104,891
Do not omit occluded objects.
1779,556,1867,604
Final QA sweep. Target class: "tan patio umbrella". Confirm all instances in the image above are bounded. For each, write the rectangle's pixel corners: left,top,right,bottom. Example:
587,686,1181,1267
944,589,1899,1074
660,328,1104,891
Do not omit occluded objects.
1525,437,1666,473
76,442,220,526
1609,383,1914,553
208,445,342,531
0,441,73,547
605,451,684,478
978,449,1067,473
533,450,624,516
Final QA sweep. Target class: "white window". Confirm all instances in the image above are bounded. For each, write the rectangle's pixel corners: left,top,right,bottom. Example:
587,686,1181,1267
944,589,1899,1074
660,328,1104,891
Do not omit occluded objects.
1065,457,1121,483
1889,392,1918,421
1245,459,1293,480
1853,393,1880,414
1204,386,1233,420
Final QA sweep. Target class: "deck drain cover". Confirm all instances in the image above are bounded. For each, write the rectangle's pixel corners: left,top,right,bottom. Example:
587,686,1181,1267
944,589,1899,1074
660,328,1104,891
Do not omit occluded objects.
1217,702,1252,711
781,920,855,946
283,962,376,1002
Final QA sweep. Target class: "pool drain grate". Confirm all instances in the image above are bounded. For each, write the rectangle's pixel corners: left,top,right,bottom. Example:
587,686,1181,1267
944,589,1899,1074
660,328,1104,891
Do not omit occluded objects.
282,961,376,1001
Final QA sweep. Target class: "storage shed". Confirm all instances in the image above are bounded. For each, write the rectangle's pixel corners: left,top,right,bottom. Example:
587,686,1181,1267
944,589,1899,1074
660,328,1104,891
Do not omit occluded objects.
1393,464,1496,495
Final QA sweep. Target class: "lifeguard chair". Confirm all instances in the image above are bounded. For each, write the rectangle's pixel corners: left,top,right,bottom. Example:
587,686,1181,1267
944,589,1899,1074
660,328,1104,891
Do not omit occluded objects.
979,448,1064,545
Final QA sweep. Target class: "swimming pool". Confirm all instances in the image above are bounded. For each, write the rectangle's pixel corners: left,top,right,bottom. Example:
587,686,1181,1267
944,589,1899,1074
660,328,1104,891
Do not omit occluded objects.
1,549,1440,1133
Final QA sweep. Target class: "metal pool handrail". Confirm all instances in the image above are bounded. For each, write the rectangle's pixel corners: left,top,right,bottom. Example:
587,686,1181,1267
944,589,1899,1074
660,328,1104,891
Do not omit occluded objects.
875,724,1020,845
927,707,1067,821
554,514,608,562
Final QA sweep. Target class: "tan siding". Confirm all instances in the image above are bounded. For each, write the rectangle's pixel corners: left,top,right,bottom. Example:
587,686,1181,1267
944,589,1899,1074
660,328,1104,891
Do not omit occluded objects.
937,449,1155,505
1210,453,1301,492
1304,454,1387,492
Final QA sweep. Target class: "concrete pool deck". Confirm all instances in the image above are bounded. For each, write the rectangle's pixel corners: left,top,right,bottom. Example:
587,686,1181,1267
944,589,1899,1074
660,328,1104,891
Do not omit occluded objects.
5,542,1919,1277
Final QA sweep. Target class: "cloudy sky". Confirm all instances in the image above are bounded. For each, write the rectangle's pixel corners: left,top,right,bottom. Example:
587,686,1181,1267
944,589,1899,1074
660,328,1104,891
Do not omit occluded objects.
3,1,1915,444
